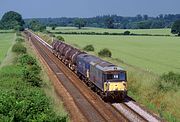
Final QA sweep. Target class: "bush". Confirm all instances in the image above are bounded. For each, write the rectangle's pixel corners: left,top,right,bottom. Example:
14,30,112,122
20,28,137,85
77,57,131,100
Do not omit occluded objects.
18,54,37,66
124,31,130,35
18,54,42,87
56,35,65,41
98,48,112,57
157,72,180,92
15,38,24,42
161,71,180,86
22,65,42,87
12,42,27,54
83,44,94,51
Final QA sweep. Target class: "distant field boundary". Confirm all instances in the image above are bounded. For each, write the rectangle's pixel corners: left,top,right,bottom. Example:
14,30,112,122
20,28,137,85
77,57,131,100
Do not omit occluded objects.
50,31,171,37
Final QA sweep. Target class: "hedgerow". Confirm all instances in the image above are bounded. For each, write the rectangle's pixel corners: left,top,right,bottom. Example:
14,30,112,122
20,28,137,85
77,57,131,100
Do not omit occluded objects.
0,65,67,121
12,42,27,54
18,54,42,87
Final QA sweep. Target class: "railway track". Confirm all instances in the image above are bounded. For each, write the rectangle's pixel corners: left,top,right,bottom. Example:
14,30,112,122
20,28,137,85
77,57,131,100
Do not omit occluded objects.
26,30,163,122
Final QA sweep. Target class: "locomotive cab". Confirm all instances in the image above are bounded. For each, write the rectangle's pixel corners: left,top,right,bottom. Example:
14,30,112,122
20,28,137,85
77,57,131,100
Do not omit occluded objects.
103,68,127,100
104,70,127,91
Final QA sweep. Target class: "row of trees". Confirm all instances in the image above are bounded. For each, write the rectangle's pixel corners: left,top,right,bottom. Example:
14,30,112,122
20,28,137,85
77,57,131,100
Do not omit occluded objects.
27,20,46,31
25,14,180,29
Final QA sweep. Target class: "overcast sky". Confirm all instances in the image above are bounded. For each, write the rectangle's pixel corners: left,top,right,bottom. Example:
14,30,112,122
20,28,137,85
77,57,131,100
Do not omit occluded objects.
0,0,180,18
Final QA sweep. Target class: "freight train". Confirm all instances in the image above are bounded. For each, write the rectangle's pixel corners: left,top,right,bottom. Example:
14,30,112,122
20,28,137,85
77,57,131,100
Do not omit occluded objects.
52,40,127,100
26,30,127,100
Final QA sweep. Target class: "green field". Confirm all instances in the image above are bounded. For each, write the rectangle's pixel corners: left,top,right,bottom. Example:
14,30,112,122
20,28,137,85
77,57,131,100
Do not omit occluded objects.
48,27,173,36
58,34,180,74
0,32,15,64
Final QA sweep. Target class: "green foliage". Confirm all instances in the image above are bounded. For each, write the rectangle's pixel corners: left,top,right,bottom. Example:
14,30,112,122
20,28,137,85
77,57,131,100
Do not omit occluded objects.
156,72,180,92
12,42,27,54
0,11,24,31
56,35,65,41
0,65,67,121
171,20,180,36
14,25,24,31
137,20,152,29
28,20,46,32
74,18,86,29
150,20,165,28
98,48,112,57
18,54,42,87
105,17,114,29
22,65,42,87
15,38,24,42
25,14,180,29
124,31,130,35
83,44,94,51
161,72,180,86
18,54,37,66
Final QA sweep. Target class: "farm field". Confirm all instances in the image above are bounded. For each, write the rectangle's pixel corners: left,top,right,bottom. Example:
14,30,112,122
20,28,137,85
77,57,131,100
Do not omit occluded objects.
57,34,180,74
0,32,15,64
48,27,173,36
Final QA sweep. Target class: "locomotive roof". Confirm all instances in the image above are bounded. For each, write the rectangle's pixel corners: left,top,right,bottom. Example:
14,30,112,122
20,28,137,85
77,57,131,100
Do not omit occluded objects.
78,54,124,72
78,54,100,62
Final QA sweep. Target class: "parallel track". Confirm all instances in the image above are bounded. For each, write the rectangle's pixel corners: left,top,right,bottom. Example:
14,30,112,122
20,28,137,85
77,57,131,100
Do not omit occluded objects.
26,30,163,122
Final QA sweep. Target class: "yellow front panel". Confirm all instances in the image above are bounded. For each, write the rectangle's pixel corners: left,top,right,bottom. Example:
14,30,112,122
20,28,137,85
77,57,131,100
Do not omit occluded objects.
104,82,127,92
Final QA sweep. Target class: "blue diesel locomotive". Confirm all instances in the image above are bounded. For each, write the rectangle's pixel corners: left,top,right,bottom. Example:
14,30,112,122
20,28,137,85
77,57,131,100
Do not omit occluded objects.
52,40,127,100
76,54,127,100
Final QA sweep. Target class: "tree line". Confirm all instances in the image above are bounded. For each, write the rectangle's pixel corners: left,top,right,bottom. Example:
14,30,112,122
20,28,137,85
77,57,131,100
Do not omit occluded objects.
0,11,180,36
24,14,180,29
